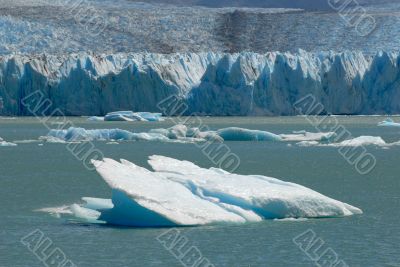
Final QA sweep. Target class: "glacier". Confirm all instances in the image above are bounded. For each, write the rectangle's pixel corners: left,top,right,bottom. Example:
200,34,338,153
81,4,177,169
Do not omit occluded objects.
42,156,362,227
1,1,400,54
2,51,400,116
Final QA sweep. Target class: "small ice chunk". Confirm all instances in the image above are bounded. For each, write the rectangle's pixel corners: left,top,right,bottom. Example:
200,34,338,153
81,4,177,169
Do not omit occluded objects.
0,137,17,146
378,118,400,127
87,116,104,122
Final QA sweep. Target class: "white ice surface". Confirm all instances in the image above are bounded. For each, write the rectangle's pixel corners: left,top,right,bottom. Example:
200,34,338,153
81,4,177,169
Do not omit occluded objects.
280,131,336,142
0,137,17,146
297,136,397,148
45,156,362,227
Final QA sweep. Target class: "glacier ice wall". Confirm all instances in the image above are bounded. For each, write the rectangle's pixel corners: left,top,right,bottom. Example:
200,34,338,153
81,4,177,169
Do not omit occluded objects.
1,51,400,116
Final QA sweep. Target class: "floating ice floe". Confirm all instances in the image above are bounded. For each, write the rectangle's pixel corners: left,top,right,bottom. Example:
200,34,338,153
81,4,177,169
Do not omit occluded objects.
0,137,17,147
280,131,336,142
378,118,400,127
104,111,164,122
46,127,170,142
297,136,398,148
87,116,105,122
41,156,362,227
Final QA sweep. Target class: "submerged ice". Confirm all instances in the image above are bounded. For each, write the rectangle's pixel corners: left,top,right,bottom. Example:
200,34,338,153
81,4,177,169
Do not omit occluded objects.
47,156,361,227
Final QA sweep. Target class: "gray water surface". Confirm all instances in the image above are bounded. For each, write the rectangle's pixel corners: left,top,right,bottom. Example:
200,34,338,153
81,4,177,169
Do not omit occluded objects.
0,116,399,267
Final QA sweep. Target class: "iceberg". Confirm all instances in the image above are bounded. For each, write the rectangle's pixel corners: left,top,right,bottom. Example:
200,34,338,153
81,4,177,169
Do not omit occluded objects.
296,136,395,148
104,111,163,122
0,137,17,147
47,127,169,142
44,156,362,227
217,127,282,141
280,131,337,142
378,118,400,127
332,136,387,147
87,116,104,122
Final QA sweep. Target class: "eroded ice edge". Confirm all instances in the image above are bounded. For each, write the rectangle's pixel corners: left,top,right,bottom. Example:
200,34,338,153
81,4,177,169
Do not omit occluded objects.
38,156,362,227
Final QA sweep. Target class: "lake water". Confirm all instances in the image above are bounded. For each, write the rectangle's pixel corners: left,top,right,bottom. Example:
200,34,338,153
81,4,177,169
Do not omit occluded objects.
0,116,399,267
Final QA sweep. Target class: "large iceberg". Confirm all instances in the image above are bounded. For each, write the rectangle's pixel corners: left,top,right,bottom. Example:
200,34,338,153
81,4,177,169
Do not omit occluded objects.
2,51,400,116
45,156,361,227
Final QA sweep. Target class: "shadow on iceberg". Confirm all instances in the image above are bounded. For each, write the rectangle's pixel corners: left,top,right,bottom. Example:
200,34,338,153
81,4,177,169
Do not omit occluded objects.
41,156,362,227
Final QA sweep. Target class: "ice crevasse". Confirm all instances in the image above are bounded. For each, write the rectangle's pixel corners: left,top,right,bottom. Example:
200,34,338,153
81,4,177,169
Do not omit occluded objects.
47,156,362,227
3,51,400,116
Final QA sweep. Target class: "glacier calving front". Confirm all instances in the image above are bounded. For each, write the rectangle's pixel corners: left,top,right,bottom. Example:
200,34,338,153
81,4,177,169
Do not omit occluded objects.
1,51,400,116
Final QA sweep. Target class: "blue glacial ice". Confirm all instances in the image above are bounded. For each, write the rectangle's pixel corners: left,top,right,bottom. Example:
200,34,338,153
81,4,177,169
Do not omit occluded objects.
43,156,362,227
217,127,282,141
47,127,170,142
3,51,400,116
378,118,400,127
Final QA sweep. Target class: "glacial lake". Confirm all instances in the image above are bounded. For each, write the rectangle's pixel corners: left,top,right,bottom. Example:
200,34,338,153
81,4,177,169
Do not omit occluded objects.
0,116,399,266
